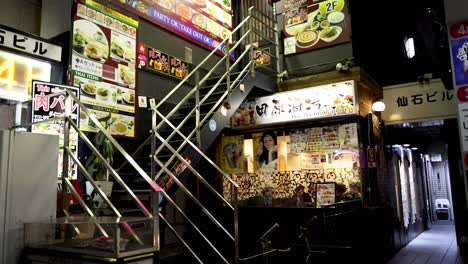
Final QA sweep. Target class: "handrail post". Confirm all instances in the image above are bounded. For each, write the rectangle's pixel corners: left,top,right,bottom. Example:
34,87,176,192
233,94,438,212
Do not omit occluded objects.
248,7,255,77
225,44,232,118
61,93,71,216
232,183,239,264
195,70,201,148
153,190,160,251
274,23,281,84
151,108,157,180
150,108,160,251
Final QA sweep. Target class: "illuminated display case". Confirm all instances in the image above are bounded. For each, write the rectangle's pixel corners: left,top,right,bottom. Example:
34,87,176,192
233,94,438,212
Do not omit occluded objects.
24,216,158,259
220,122,361,208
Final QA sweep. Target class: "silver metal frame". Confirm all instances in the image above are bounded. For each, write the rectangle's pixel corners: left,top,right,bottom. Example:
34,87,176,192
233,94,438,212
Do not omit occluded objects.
13,4,280,263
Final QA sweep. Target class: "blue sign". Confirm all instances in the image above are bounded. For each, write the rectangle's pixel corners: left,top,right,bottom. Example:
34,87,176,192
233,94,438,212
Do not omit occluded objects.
451,37,468,85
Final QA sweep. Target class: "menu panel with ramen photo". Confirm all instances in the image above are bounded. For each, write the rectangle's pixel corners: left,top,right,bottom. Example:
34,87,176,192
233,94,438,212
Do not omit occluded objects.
72,0,138,137
283,0,350,55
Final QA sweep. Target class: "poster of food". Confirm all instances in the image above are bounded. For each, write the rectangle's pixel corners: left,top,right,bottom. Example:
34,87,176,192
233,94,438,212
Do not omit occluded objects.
322,125,340,150
339,123,358,149
255,80,356,126
31,81,80,179
315,182,335,208
305,127,324,152
113,0,232,56
253,48,271,67
289,129,306,154
72,0,138,137
231,99,256,128
220,135,244,173
170,56,189,79
283,0,350,55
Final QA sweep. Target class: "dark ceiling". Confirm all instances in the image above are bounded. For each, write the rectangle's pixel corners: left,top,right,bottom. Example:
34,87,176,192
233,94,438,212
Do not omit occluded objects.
350,0,452,88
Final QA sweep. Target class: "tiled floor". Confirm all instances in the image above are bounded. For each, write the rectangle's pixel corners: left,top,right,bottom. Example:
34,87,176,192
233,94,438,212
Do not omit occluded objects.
387,222,466,264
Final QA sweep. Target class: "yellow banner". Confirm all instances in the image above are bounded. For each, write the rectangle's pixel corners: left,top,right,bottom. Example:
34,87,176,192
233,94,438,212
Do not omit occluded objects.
319,0,345,15
86,0,139,28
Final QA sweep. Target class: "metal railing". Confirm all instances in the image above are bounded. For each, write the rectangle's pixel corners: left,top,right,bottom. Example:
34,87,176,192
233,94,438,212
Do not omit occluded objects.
110,6,280,264
14,4,280,263
143,6,280,264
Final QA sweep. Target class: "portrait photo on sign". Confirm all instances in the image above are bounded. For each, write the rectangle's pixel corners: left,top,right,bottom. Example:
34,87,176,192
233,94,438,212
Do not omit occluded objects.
253,131,278,172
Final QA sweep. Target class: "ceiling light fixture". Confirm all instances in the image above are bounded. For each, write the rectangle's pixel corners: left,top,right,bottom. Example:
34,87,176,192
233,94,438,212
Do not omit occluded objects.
403,144,410,147
411,147,418,150
372,101,386,112
404,37,415,59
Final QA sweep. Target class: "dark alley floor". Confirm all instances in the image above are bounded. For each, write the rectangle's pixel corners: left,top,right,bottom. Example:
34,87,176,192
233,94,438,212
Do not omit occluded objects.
387,222,466,264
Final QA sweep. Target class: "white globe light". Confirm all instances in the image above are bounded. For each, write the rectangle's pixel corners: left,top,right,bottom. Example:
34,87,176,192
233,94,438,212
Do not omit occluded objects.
372,101,386,112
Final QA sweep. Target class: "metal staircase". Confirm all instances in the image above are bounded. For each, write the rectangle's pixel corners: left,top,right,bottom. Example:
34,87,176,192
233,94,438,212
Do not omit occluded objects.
27,5,280,264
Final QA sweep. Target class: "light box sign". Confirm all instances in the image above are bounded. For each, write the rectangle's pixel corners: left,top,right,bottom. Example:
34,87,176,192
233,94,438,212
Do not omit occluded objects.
0,24,62,62
283,0,351,55
113,0,232,56
138,43,190,79
0,50,51,101
254,80,356,126
381,79,456,125
31,81,80,179
72,0,138,137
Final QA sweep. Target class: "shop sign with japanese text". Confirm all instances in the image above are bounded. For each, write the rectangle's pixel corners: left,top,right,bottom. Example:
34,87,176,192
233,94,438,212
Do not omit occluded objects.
254,80,356,126
31,81,80,126
0,25,62,62
31,80,80,179
382,79,456,124
137,43,189,79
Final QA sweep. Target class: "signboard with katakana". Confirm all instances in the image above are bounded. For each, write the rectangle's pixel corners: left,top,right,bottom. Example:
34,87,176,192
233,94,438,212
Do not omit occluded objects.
31,80,80,179
0,24,62,62
382,79,456,124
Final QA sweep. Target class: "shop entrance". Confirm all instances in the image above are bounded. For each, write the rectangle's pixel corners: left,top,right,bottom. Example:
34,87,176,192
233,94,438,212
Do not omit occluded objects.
385,119,459,249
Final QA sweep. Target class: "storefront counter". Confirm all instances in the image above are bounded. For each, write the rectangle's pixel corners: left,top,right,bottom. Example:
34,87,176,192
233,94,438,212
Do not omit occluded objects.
238,203,394,264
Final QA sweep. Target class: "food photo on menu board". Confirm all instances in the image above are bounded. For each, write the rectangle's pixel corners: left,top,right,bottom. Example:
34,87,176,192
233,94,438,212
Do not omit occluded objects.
283,0,350,55
73,0,138,137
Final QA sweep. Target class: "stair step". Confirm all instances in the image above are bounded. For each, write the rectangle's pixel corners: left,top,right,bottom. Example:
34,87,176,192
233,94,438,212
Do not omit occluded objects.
112,189,151,193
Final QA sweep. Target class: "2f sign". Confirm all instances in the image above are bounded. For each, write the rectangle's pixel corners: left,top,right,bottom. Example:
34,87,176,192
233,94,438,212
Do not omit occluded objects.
319,0,344,14
450,22,468,39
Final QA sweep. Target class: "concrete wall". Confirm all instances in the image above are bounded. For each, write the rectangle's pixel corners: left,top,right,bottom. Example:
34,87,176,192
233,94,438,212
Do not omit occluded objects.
0,0,41,35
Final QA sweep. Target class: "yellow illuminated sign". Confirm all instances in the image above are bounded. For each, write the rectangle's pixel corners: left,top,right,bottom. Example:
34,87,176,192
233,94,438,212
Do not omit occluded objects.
0,50,51,101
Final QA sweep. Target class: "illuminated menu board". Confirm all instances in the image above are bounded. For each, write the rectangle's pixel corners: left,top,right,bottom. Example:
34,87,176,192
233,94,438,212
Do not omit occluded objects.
283,0,350,55
72,0,138,137
0,50,51,102
113,0,232,54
